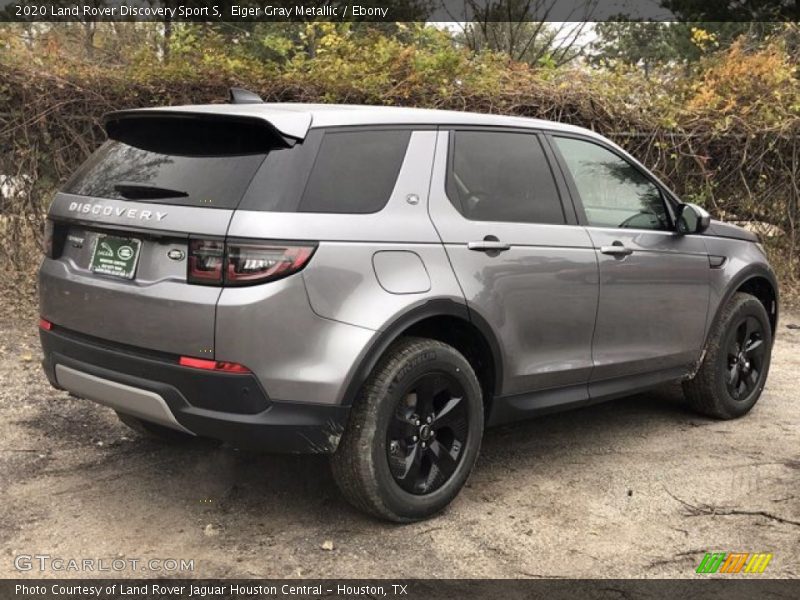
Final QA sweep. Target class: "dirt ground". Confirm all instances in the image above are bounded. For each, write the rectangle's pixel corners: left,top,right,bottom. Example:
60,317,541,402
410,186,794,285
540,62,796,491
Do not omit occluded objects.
1,311,798,579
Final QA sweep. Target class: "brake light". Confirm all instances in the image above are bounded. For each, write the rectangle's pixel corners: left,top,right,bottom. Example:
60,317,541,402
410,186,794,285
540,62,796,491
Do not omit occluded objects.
188,239,224,285
226,243,315,285
187,239,316,287
178,356,251,373
39,318,53,331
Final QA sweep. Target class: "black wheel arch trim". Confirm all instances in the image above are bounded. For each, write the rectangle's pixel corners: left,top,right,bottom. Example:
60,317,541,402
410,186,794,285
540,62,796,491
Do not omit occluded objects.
706,264,779,347
340,298,504,407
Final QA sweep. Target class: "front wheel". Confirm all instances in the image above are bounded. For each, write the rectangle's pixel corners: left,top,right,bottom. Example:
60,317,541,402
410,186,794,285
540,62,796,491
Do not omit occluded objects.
683,292,773,419
331,337,484,522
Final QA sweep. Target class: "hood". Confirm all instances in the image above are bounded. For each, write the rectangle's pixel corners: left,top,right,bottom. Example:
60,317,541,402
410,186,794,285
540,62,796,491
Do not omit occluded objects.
704,219,759,243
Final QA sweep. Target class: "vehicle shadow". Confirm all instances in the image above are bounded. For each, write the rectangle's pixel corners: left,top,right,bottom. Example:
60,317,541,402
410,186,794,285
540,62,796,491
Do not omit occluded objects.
17,380,707,529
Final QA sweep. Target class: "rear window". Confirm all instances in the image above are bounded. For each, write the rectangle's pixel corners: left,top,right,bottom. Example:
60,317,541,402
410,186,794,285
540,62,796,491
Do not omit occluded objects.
239,129,411,213
64,141,268,209
64,116,288,209
66,122,412,214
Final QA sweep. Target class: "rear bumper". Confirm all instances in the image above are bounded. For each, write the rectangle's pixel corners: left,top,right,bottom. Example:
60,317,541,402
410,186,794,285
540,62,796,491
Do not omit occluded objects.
40,326,349,453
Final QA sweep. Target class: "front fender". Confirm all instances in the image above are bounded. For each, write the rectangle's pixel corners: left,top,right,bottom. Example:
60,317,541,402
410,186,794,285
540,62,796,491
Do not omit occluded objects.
702,238,778,349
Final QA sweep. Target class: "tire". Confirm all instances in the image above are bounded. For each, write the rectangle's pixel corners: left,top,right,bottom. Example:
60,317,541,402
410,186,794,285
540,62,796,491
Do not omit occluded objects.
116,411,200,444
331,337,484,522
683,292,772,419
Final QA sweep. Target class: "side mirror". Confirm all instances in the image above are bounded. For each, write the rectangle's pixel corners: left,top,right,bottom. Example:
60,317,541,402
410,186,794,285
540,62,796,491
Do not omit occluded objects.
676,203,711,235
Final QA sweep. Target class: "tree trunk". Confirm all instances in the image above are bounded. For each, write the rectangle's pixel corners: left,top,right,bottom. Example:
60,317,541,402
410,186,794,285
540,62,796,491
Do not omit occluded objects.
163,19,172,63
83,22,96,60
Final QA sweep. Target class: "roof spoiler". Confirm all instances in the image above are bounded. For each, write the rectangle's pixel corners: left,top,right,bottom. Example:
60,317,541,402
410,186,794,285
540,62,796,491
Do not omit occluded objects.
228,87,264,104
103,111,297,151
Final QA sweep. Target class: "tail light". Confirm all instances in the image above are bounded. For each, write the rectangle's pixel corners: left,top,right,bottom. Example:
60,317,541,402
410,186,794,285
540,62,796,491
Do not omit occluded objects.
39,317,53,331
43,219,66,259
188,239,224,285
178,356,251,373
226,243,315,286
188,239,316,287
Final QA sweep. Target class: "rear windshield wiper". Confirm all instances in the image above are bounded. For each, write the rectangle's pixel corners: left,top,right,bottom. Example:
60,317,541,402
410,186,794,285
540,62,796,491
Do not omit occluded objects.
114,182,189,200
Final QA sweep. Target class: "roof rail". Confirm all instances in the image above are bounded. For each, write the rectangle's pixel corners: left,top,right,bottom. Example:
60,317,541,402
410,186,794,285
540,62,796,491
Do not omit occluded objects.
228,87,263,104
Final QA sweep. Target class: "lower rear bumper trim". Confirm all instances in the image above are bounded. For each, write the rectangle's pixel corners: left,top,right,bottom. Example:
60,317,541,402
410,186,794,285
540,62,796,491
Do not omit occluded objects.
55,364,194,435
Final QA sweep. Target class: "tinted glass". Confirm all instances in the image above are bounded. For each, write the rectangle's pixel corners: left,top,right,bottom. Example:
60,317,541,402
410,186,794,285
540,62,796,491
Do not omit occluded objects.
65,140,267,209
554,137,670,231
238,130,323,212
299,130,411,214
242,129,411,213
447,131,564,224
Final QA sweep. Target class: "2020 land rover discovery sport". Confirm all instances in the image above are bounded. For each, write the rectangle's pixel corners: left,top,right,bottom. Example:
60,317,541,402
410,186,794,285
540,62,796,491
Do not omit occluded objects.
39,94,778,522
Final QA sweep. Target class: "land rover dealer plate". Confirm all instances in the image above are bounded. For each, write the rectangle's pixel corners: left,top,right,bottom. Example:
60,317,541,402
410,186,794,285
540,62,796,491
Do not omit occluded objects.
90,235,142,279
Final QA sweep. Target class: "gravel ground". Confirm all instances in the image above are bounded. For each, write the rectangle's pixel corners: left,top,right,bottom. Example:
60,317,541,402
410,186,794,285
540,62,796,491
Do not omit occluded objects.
1,312,798,579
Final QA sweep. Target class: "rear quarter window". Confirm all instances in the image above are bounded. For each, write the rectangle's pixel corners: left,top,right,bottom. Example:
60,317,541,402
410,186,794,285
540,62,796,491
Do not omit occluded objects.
239,129,412,214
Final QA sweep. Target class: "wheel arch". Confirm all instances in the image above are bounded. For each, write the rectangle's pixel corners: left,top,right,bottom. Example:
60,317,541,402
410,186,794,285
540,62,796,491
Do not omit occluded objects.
708,265,778,345
339,299,503,412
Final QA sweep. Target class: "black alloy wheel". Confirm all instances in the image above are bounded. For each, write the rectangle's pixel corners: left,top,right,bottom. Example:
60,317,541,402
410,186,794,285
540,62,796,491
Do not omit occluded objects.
386,372,469,495
725,315,766,402
331,337,484,522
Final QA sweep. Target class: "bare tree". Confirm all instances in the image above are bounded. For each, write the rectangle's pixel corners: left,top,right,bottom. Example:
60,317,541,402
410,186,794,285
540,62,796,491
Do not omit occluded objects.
454,0,596,66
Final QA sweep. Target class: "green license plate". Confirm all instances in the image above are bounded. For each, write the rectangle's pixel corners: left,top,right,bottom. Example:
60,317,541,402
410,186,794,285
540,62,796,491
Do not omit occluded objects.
90,235,142,280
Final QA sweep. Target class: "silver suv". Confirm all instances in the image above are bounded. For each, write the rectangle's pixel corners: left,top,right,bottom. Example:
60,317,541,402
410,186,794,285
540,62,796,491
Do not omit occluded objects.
39,94,778,522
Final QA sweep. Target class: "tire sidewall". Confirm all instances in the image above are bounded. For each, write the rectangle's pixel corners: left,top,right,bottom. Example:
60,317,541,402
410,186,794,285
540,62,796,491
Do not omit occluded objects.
368,344,484,520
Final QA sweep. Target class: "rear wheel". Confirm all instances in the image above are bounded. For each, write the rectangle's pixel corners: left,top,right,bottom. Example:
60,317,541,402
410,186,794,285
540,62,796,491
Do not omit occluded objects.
683,292,772,419
331,337,484,522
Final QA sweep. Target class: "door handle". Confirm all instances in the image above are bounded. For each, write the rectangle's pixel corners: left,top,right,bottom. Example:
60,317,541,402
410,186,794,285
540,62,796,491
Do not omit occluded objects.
468,240,511,252
600,242,633,257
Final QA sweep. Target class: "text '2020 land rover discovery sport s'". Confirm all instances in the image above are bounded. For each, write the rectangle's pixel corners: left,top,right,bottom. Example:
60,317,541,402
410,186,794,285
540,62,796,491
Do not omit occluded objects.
39,92,778,522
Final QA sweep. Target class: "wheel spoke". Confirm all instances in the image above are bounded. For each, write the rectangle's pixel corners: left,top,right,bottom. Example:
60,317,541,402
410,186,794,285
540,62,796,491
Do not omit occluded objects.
746,369,759,391
744,317,758,343
427,439,459,481
727,364,739,386
395,441,422,482
735,321,748,350
433,395,464,426
744,338,764,360
744,337,762,352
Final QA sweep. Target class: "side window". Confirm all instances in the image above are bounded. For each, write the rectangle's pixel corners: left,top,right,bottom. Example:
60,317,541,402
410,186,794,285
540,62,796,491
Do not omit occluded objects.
446,131,565,224
553,137,670,231
299,130,411,214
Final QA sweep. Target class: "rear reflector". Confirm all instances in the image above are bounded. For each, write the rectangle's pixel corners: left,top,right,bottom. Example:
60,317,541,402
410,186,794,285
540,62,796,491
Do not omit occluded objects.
178,356,251,374
39,318,53,331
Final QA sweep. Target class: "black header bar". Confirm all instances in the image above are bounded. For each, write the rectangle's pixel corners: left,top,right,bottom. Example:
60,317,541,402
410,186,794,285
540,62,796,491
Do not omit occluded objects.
1,0,798,23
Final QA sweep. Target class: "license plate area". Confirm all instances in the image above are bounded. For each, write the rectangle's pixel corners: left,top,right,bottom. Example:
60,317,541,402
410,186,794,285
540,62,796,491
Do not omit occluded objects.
90,234,142,280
